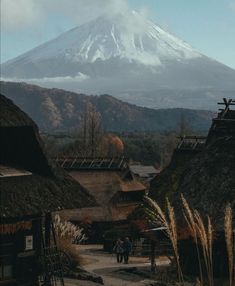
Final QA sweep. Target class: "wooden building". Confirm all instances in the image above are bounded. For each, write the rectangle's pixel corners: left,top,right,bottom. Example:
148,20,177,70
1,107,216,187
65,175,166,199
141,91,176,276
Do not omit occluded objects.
56,157,146,242
0,94,95,285
137,98,235,277
175,99,235,276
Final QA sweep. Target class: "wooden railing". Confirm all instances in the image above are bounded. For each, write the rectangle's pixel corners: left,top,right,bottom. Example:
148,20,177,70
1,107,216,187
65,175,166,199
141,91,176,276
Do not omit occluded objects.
54,156,128,170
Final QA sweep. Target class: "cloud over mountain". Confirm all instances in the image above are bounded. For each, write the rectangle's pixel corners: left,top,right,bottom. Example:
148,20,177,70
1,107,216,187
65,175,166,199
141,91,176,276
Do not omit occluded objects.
1,0,138,31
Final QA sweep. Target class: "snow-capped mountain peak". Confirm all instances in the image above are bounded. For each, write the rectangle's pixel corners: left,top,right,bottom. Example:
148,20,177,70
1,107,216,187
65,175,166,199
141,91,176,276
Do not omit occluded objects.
7,10,201,67
2,9,235,111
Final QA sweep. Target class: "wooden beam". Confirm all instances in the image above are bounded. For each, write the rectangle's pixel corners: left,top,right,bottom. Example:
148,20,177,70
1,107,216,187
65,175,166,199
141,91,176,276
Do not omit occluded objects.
213,118,235,122
151,240,156,273
218,100,235,106
177,136,207,140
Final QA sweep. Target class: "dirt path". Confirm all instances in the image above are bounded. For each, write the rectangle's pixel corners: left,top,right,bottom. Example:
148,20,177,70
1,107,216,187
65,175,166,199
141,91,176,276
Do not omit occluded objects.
65,244,169,286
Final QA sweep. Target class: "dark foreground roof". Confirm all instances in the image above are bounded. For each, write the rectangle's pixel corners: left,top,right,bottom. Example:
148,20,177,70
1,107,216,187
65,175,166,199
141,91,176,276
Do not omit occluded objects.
0,93,36,128
175,101,235,227
148,108,235,230
0,94,96,218
0,172,95,218
175,136,235,228
148,150,195,206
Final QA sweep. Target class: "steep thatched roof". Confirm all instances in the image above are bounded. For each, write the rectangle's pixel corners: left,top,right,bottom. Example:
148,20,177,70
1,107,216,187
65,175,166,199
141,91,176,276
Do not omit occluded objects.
148,104,235,229
128,149,198,230
148,135,207,207
0,173,95,218
175,136,235,227
0,93,37,128
0,94,96,218
148,150,197,206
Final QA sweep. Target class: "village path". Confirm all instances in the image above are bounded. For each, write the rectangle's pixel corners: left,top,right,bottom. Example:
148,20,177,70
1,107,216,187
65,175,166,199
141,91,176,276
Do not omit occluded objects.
65,244,169,286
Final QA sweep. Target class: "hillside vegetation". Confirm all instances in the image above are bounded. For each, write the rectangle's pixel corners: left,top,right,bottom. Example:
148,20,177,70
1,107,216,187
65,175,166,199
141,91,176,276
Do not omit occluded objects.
1,81,214,132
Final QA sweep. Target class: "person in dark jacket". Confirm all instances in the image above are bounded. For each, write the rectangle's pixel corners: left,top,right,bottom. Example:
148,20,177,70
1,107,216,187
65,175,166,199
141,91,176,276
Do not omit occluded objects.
122,237,132,264
113,238,123,263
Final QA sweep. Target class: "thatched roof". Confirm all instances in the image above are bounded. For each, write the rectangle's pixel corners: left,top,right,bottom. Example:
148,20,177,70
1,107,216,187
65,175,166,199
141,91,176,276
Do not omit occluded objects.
0,94,95,218
175,136,235,227
0,93,37,128
148,104,235,229
69,170,145,206
65,169,146,222
0,173,95,218
148,150,196,207
128,148,198,231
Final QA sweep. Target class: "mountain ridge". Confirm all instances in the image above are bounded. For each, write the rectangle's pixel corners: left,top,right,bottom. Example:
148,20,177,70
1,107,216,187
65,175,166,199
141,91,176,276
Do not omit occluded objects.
0,81,214,133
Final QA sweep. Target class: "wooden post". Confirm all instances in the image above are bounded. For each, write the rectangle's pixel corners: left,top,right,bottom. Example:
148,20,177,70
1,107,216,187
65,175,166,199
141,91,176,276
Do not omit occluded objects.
151,240,156,273
45,212,51,247
43,213,52,286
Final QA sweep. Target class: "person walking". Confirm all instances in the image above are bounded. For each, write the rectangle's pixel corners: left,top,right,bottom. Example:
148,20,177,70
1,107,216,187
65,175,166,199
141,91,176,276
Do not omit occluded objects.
113,238,123,263
122,237,132,264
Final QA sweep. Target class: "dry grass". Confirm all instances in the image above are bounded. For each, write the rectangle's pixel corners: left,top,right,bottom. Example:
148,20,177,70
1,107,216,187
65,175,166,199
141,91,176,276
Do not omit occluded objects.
53,214,86,265
225,205,234,286
194,211,214,286
145,196,184,285
145,195,234,286
56,238,79,264
167,198,184,285
181,194,203,285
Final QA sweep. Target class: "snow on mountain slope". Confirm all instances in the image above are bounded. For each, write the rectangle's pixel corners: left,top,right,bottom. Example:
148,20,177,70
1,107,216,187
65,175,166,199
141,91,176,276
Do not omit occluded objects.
4,11,201,67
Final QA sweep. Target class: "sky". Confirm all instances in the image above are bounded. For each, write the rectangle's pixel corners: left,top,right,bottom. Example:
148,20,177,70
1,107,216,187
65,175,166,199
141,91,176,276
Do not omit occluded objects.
1,0,235,69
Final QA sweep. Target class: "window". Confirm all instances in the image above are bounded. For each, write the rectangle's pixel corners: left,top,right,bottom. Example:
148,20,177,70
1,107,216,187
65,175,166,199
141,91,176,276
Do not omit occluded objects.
25,235,33,251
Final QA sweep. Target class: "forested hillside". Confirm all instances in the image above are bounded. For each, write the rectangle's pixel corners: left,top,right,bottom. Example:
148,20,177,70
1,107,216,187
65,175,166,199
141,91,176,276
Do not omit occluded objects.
1,81,214,132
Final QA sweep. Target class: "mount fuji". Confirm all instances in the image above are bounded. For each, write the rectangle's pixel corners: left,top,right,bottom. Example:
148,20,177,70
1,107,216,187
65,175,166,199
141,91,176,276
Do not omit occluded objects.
2,11,235,109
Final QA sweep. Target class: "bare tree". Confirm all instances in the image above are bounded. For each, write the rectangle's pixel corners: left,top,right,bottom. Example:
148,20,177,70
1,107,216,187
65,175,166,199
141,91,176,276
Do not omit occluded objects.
80,103,103,157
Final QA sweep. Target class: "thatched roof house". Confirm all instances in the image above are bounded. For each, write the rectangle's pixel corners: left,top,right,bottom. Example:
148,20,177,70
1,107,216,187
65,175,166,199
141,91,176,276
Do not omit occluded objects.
176,136,235,224
175,102,235,226
129,100,235,277
148,136,206,207
56,158,146,224
148,99,235,227
0,93,95,218
0,93,97,285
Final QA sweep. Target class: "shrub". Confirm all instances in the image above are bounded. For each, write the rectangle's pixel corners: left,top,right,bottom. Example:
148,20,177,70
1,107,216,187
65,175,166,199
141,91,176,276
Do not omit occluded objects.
54,214,86,265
